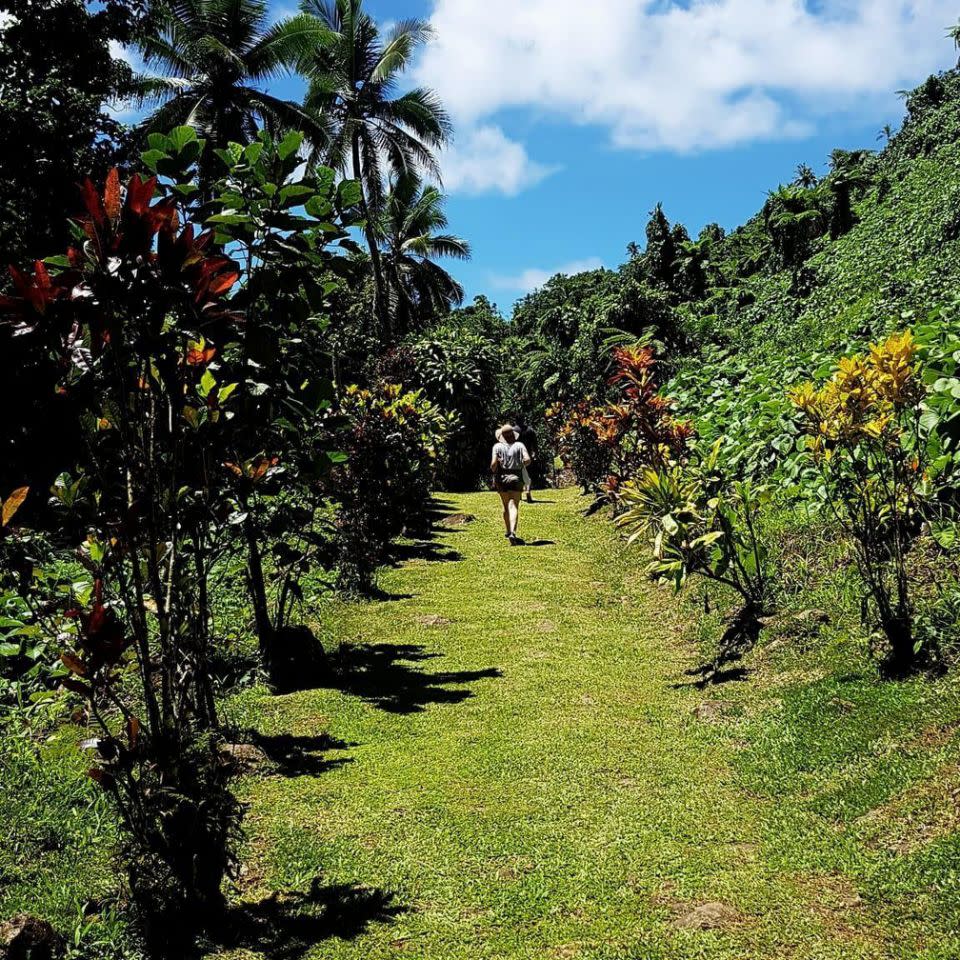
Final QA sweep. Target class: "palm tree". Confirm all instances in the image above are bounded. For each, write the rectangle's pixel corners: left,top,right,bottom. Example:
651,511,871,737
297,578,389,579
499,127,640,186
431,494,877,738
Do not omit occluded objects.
299,0,452,337
793,163,818,189
877,123,895,143
763,185,825,272
134,0,325,161
949,21,960,52
377,173,469,335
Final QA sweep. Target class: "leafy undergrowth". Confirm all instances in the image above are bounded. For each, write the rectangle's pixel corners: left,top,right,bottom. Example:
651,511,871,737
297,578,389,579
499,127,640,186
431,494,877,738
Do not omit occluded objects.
210,489,960,960
0,718,132,957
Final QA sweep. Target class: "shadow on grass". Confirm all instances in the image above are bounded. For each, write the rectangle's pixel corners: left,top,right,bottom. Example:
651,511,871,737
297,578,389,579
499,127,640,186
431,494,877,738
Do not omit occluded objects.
673,663,751,689
252,732,355,777
222,879,404,959
364,586,416,602
324,641,502,714
519,539,555,548
389,540,464,565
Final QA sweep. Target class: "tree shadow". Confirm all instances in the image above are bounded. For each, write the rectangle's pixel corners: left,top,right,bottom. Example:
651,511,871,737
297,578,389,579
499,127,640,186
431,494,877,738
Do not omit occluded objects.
427,494,459,511
388,540,464,566
672,603,762,689
364,586,415,602
672,663,751,690
221,879,404,959
324,641,502,714
251,732,355,778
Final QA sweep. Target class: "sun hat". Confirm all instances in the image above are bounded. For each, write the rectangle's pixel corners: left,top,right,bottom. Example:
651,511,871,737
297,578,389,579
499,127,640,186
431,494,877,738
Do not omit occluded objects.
495,423,518,443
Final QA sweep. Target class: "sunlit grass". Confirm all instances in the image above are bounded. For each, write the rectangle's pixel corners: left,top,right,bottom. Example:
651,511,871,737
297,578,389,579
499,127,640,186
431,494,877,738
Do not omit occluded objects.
220,489,960,960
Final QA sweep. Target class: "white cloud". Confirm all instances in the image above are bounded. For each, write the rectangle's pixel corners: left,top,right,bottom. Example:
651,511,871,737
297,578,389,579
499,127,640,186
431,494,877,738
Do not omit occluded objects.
418,0,958,152
492,256,605,294
439,124,558,195
109,40,135,66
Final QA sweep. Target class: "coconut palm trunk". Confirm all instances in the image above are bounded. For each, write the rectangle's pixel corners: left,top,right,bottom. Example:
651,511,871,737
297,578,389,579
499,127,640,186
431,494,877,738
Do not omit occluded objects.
352,133,391,338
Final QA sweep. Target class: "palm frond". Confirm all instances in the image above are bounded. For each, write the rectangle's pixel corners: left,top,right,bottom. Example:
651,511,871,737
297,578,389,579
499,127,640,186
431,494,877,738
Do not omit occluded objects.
371,18,432,83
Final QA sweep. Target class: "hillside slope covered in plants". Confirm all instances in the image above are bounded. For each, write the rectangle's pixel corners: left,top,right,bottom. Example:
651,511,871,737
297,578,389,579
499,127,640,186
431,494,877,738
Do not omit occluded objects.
523,60,960,692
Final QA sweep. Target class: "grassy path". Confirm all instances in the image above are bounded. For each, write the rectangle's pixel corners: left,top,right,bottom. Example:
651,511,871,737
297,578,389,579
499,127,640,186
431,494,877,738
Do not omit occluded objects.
220,489,933,960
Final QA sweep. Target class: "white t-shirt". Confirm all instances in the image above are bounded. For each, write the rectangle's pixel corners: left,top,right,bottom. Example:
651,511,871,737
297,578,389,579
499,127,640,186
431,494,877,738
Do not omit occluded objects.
493,441,529,474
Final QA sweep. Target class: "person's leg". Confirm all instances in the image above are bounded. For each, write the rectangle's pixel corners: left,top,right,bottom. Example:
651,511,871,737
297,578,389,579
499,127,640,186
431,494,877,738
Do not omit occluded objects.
522,466,533,502
498,492,512,536
507,492,521,538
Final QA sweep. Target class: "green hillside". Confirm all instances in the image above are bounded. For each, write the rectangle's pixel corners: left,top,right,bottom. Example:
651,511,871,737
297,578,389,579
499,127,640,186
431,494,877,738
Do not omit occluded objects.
689,70,960,356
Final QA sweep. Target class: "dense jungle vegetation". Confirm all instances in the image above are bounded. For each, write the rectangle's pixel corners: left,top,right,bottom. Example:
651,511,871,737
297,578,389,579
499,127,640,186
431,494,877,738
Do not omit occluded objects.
1,1,960,957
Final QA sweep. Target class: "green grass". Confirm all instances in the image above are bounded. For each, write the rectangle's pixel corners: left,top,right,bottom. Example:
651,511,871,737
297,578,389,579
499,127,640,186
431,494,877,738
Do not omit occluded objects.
214,488,960,960
0,717,129,956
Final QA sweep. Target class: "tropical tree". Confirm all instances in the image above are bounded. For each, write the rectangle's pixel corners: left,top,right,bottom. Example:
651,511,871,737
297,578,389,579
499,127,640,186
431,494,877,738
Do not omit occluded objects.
793,163,818,188
134,0,324,173
877,123,895,143
0,0,149,521
300,0,452,337
378,173,469,335
762,184,826,272
827,148,873,237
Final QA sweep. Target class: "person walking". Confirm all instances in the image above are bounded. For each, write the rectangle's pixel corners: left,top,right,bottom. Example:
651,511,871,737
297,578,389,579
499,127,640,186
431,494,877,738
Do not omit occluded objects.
491,424,532,545
516,419,540,502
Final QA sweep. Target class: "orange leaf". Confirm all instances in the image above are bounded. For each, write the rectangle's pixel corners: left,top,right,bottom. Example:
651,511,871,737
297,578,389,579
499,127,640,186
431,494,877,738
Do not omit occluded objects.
104,168,121,221
207,271,239,297
87,767,116,789
186,344,216,366
60,651,88,677
1,486,28,527
126,715,141,749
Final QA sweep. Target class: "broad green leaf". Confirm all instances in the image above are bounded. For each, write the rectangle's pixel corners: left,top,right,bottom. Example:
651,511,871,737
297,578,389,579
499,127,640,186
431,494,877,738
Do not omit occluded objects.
304,196,333,219
140,149,169,172
199,369,217,398
280,184,315,206
169,125,198,151
337,179,362,207
277,130,304,160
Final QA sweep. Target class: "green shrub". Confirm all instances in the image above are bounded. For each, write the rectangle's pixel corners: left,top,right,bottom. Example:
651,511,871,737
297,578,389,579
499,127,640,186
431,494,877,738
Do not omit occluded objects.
618,440,772,662
327,382,453,591
790,331,933,673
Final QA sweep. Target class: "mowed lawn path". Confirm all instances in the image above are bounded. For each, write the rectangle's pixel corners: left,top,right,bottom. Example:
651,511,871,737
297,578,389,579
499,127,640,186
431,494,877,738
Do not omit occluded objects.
220,489,899,960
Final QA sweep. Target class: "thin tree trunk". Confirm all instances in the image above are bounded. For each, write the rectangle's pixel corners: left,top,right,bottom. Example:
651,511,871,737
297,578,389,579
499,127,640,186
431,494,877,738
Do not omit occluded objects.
243,515,274,660
352,134,391,340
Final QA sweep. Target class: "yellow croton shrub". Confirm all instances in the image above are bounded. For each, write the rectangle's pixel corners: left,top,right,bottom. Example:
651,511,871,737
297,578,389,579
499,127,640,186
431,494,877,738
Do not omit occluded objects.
789,331,921,459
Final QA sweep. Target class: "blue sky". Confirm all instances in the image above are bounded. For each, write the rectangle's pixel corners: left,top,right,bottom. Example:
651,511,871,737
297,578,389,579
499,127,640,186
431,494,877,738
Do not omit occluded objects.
138,1,960,310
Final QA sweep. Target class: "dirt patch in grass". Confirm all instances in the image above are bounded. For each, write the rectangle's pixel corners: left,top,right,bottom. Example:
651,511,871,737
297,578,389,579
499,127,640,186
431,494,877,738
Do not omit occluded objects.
651,882,744,932
417,614,452,627
436,513,476,529
858,761,960,853
693,700,731,723
787,871,875,943
672,901,743,931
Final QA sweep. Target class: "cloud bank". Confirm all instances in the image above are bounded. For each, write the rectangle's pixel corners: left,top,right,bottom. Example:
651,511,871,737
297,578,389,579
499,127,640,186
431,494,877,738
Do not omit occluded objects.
420,0,957,192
